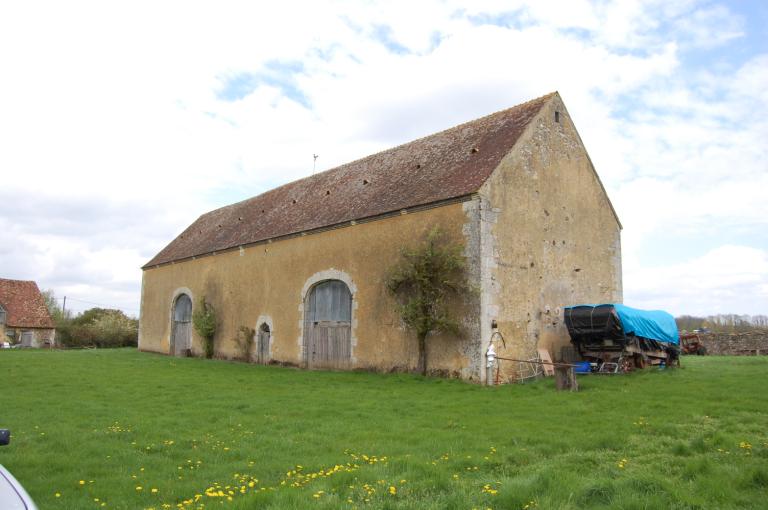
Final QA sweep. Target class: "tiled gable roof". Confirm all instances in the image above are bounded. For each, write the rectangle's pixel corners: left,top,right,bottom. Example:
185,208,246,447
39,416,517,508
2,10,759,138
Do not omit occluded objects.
0,278,55,328
144,93,554,268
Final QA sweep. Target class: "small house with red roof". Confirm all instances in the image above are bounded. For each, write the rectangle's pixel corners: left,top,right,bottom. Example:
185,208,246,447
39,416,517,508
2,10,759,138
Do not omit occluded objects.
0,279,56,347
139,92,623,383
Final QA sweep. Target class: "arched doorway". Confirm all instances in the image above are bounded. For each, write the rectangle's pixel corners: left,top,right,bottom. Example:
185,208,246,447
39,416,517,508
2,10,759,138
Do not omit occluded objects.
304,280,352,369
256,323,271,365
171,294,192,356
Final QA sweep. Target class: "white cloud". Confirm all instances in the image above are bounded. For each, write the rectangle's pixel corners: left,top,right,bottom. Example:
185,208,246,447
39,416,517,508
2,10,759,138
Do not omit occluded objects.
626,246,768,316
0,0,765,317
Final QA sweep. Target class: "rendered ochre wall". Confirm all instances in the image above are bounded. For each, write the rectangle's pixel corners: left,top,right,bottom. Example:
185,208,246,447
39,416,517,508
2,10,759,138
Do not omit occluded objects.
479,95,623,381
139,203,483,379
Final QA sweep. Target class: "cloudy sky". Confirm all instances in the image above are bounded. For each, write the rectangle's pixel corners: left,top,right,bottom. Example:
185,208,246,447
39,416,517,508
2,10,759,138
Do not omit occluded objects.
1,0,766,317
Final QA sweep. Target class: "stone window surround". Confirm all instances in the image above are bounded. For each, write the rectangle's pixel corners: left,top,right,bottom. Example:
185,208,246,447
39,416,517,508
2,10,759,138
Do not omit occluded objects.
169,287,194,354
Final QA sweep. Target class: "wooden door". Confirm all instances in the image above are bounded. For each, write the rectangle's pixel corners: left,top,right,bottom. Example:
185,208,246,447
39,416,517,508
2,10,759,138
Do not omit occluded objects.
171,294,192,356
308,321,351,369
305,280,351,369
256,324,270,364
20,331,33,347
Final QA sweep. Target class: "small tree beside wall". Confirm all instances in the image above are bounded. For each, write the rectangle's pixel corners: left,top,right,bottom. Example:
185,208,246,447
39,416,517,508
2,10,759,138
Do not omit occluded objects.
192,296,217,359
387,228,469,376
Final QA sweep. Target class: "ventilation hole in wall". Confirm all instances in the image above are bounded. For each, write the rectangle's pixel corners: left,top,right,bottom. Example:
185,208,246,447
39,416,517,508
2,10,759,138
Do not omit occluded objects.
562,240,566,245
217,224,222,229
415,163,422,169
574,268,581,272
552,240,556,246
238,217,243,221
565,216,570,221
261,209,265,213
325,190,331,196
363,179,370,185
544,209,550,216
555,111,560,123
530,261,535,268
471,147,479,153
292,199,297,204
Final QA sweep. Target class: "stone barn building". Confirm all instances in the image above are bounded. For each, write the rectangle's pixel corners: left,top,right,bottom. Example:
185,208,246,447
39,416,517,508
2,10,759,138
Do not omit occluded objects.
0,278,56,347
139,92,622,383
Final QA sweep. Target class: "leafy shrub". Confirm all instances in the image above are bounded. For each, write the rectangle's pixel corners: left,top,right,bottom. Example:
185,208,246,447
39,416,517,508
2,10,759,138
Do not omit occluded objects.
387,227,468,375
192,297,217,359
59,308,138,348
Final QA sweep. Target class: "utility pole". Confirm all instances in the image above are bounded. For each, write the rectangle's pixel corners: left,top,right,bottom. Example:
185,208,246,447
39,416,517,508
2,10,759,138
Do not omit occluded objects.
62,296,66,316
312,154,319,175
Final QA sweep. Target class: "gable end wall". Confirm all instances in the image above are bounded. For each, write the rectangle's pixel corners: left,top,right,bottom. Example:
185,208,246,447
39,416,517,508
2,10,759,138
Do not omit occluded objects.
479,94,623,380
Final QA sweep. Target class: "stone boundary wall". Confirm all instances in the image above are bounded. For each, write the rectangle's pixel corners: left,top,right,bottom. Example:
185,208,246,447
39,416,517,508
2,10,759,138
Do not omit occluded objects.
695,331,768,355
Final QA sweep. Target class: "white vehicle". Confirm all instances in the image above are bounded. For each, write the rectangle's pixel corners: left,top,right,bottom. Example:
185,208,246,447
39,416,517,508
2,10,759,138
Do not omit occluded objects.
0,430,38,510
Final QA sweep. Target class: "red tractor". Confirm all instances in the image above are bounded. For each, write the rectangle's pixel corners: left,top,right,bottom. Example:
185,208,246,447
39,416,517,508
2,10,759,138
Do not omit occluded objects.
680,333,707,355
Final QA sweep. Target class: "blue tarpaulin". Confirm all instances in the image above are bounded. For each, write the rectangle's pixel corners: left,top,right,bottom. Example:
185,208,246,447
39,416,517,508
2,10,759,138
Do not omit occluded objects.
613,304,679,345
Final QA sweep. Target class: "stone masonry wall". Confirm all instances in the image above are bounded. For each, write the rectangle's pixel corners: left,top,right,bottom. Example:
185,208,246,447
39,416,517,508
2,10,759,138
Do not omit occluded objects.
695,331,768,355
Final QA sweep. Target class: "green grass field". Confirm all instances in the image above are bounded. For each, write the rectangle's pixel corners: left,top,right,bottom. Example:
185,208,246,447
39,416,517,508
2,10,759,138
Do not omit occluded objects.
1,349,766,509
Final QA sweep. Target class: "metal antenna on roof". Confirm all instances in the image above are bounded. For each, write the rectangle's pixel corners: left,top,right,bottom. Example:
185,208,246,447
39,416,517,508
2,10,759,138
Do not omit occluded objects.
312,154,319,175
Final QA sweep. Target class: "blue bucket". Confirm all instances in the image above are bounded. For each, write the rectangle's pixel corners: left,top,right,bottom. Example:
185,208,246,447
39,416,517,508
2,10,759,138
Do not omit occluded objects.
574,362,591,374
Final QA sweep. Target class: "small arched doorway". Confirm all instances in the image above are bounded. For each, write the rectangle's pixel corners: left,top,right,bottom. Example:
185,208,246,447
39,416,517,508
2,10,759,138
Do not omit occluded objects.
304,280,352,369
256,323,271,365
171,294,192,356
